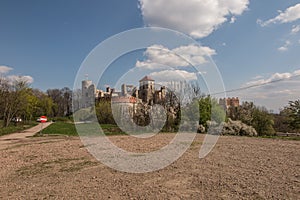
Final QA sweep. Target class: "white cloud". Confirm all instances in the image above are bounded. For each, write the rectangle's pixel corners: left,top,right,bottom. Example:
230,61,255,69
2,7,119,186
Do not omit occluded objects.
7,75,34,84
139,0,249,38
245,69,300,86
230,16,236,24
136,44,216,70
291,24,300,34
251,75,264,80
278,46,288,52
278,40,291,52
150,70,197,82
232,69,300,112
0,66,34,85
0,65,13,74
258,3,300,27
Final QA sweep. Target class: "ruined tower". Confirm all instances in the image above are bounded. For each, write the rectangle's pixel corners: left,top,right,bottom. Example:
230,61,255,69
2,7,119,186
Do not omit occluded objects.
82,80,96,108
138,76,155,104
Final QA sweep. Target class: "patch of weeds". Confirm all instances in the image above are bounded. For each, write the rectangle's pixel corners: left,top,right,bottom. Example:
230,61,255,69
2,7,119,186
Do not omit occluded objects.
191,140,202,147
130,154,145,157
15,157,86,176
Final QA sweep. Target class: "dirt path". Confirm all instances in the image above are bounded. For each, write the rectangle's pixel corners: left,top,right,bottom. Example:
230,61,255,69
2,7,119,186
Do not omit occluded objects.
0,122,52,150
0,134,299,199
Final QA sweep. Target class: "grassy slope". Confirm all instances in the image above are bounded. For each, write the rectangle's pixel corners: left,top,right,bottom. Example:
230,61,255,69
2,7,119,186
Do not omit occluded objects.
42,122,125,136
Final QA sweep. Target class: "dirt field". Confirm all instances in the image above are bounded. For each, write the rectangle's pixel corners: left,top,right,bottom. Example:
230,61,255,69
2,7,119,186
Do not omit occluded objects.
0,134,299,199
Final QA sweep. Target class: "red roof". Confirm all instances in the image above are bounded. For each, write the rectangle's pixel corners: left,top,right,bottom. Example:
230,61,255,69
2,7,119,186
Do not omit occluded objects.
139,76,154,82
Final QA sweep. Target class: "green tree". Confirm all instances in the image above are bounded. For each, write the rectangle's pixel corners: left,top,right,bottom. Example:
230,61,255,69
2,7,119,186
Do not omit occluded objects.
198,96,211,128
233,102,275,136
252,107,275,136
95,100,115,124
211,99,226,124
198,96,225,128
1,78,30,127
286,100,300,130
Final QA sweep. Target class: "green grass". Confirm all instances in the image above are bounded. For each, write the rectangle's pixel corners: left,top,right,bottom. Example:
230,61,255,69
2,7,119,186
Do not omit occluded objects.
41,122,78,136
39,121,300,140
41,122,125,136
0,121,38,136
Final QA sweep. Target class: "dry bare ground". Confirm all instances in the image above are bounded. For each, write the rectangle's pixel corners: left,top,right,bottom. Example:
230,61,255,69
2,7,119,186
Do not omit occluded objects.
0,134,299,199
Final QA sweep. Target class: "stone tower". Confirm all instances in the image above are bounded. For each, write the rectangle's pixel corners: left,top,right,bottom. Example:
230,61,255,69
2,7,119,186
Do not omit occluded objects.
138,76,155,104
82,80,96,108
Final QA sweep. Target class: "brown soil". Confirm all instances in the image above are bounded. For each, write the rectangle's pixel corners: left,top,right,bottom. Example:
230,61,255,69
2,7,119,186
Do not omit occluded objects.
0,134,299,199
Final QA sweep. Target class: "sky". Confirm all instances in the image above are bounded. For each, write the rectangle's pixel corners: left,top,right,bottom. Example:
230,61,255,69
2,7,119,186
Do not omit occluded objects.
0,0,300,112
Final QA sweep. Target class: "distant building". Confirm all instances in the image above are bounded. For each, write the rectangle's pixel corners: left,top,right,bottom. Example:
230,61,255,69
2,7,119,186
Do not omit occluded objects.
81,75,166,108
137,76,166,105
82,78,240,114
219,97,240,110
81,80,96,108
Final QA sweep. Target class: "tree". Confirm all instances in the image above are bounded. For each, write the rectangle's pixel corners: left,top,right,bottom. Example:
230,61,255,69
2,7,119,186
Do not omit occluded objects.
198,96,226,128
252,107,275,136
286,100,300,130
235,101,256,126
198,96,211,128
0,78,30,127
231,101,275,136
95,100,115,124
47,87,72,117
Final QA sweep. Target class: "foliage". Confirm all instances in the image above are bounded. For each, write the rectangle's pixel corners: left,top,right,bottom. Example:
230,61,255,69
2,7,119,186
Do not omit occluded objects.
198,96,226,128
252,107,275,136
272,100,300,133
198,96,211,128
211,99,226,124
0,77,32,127
95,100,116,124
47,87,72,117
228,101,275,136
273,112,293,133
0,73,73,127
286,100,300,130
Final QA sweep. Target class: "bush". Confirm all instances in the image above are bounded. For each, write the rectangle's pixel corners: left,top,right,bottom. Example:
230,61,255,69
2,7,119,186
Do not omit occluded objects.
221,119,258,136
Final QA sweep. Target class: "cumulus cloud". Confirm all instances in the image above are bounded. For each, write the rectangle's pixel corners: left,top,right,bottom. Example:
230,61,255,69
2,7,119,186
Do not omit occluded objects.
150,70,197,82
0,65,13,74
0,66,34,85
139,0,249,38
258,3,300,27
136,44,216,70
291,24,300,34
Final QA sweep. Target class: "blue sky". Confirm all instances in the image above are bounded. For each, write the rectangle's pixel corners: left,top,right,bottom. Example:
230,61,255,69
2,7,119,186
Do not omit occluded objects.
0,0,300,111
